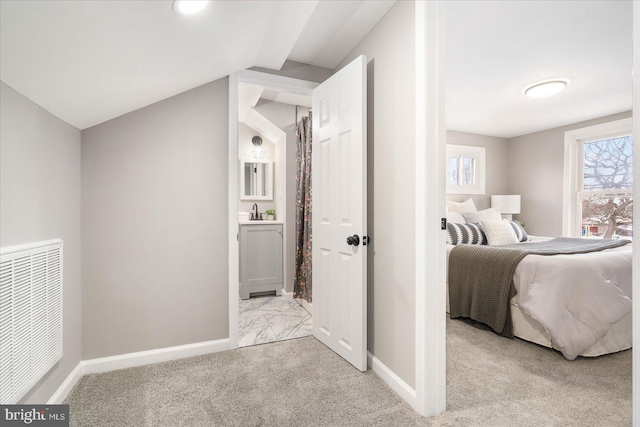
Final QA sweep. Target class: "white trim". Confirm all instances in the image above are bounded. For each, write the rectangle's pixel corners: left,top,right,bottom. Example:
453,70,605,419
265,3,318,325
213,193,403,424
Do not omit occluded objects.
228,71,318,353
415,0,447,418
283,289,314,315
82,339,230,375
368,352,417,410
296,297,313,316
562,117,633,237
229,73,240,350
631,2,639,425
47,362,84,404
47,338,229,403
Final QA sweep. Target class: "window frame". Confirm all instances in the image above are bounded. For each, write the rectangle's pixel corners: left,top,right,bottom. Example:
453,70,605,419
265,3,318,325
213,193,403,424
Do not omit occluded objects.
446,144,485,195
563,118,633,237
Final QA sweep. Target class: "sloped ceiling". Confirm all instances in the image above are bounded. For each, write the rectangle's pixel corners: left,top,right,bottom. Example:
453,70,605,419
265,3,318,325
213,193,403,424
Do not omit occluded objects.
1,1,633,138
0,0,393,130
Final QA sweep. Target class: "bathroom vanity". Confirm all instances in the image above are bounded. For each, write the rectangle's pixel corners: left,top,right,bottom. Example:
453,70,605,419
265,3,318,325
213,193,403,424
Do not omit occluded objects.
239,221,283,299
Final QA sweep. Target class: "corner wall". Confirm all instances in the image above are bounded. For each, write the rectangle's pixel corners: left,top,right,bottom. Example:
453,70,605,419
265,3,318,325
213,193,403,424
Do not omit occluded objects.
335,1,417,388
0,81,82,403
507,111,632,236
81,78,229,359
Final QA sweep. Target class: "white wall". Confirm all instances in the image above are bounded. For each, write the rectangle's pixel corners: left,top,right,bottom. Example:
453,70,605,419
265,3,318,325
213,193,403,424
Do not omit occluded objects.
0,81,82,403
446,131,509,210
507,111,632,236
336,0,416,388
81,78,229,359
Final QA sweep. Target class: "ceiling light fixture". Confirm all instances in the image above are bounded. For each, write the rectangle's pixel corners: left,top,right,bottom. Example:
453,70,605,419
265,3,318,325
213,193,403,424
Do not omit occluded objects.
523,79,569,98
173,0,209,15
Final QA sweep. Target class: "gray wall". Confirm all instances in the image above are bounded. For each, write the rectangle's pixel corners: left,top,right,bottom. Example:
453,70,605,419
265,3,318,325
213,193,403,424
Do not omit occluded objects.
446,131,509,210
81,79,229,359
0,82,82,403
507,111,632,236
336,1,416,388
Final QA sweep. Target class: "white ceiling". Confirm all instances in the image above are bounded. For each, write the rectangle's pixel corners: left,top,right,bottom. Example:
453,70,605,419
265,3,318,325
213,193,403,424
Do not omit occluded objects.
445,1,633,139
1,1,633,138
0,0,393,130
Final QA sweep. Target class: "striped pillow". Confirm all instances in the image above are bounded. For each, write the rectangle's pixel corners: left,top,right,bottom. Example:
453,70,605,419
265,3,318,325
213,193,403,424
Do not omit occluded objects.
509,220,528,242
446,222,487,245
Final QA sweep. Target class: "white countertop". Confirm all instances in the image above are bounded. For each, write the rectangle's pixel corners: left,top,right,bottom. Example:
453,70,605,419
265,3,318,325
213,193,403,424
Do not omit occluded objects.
239,220,283,225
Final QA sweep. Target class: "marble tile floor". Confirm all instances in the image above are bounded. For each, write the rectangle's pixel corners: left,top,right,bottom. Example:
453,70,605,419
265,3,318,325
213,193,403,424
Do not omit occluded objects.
239,295,313,347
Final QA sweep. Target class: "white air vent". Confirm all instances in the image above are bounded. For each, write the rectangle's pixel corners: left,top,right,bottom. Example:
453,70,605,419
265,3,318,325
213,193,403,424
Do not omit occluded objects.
0,239,63,404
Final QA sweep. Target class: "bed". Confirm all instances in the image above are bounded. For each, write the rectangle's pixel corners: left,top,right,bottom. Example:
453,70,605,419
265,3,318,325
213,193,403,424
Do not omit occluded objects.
444,206,632,360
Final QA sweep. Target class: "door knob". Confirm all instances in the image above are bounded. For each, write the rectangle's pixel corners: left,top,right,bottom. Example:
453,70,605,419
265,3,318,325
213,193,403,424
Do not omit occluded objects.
346,234,360,246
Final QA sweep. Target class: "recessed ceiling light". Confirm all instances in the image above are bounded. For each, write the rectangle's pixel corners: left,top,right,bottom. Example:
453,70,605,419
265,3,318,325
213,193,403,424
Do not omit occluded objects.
523,79,569,98
173,0,209,15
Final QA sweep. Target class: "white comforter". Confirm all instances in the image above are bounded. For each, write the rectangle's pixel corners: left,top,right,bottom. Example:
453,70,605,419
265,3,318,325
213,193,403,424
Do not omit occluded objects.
447,239,633,360
512,243,632,360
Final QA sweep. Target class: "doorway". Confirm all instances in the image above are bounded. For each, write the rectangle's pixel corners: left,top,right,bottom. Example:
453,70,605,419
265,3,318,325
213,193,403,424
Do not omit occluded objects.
228,57,369,374
440,0,638,422
228,71,318,349
235,85,314,348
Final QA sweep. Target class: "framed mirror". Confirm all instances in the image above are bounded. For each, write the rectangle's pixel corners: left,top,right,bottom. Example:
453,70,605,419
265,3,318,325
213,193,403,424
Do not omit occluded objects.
240,160,273,200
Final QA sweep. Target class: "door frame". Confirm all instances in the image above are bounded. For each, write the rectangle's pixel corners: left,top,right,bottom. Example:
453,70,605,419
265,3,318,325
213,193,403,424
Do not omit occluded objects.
228,70,318,349
632,2,639,424
416,0,639,421
414,0,447,417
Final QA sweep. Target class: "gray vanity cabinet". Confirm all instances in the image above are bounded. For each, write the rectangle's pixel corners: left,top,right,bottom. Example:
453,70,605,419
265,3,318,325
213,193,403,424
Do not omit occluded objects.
240,223,283,300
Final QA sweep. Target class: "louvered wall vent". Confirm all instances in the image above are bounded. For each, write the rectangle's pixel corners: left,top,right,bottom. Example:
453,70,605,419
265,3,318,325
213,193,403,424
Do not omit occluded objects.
0,239,63,404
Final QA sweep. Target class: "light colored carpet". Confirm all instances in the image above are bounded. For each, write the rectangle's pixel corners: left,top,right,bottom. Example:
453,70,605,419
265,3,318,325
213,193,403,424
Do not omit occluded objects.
431,318,631,427
66,318,631,426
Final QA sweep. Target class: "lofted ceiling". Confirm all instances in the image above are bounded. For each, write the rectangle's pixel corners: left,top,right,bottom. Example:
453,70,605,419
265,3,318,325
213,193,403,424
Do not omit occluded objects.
1,1,633,138
444,0,633,139
0,0,394,130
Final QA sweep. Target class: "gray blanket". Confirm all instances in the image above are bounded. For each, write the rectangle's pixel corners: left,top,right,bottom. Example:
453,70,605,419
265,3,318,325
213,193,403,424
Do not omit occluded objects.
448,237,631,337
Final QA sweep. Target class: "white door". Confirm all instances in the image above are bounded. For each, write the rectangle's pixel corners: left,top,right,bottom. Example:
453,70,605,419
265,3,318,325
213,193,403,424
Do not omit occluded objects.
312,55,367,371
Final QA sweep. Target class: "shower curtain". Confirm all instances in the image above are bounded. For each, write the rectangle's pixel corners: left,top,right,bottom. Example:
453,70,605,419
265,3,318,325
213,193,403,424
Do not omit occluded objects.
294,113,312,302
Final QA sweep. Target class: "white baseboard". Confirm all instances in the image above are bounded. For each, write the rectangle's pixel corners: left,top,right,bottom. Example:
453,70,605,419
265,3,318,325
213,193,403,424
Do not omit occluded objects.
367,351,417,410
282,289,313,315
47,362,85,404
83,338,230,375
48,338,230,403
296,298,312,315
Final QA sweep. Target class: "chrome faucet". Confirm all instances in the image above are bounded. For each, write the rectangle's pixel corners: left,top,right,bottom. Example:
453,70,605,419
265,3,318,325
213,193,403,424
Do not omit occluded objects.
252,203,259,220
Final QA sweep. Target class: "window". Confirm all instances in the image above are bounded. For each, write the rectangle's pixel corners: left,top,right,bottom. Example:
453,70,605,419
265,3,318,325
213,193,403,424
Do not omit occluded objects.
446,145,485,194
563,118,633,239
580,136,633,239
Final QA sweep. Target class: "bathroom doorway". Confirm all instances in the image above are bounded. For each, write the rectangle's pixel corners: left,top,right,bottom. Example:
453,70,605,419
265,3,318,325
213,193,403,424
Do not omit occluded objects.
232,72,316,348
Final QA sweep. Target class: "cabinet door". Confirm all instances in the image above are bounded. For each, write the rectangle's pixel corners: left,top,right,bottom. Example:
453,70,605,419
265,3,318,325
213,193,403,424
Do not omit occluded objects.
240,224,283,287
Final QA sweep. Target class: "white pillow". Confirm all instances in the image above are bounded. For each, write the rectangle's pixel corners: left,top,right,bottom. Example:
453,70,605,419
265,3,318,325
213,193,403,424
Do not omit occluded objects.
482,219,519,246
461,207,501,223
446,198,477,213
445,212,466,224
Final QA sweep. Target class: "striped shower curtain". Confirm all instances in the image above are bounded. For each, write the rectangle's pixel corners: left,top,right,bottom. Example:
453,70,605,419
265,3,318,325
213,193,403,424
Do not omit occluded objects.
294,113,312,302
